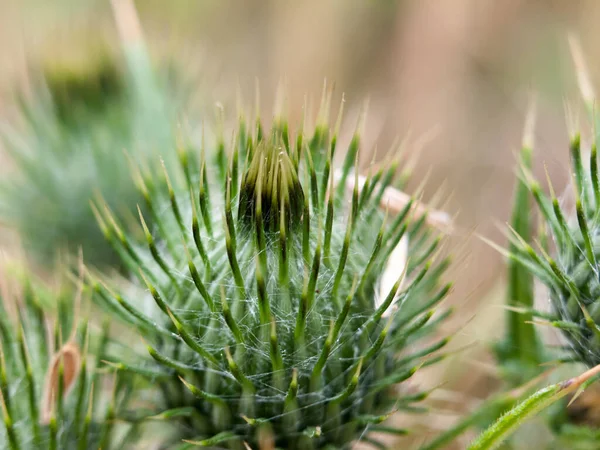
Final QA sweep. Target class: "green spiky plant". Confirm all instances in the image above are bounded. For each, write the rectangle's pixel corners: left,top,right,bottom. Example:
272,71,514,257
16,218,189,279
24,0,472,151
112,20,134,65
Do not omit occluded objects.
422,125,600,450
499,130,600,437
477,37,600,445
0,269,134,449
454,123,600,450
0,34,187,270
512,132,600,368
87,96,454,449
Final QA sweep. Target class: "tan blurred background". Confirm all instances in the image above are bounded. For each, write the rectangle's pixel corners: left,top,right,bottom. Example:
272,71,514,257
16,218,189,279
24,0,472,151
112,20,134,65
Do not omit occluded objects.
2,0,600,447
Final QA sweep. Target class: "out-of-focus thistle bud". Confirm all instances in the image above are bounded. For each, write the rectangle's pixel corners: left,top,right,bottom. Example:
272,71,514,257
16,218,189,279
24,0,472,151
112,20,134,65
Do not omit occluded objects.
0,46,181,270
91,91,454,449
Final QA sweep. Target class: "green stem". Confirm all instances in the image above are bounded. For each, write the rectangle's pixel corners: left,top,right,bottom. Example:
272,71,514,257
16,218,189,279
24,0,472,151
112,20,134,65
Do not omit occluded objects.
468,363,600,450
497,119,543,383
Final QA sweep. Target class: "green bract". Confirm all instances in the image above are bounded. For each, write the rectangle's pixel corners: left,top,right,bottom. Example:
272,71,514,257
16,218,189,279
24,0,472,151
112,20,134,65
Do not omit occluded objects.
92,98,453,449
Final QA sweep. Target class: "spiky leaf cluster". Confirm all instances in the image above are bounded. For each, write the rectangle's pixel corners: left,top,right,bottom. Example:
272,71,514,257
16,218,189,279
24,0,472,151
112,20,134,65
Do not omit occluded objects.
92,102,452,449
508,134,600,368
0,276,130,450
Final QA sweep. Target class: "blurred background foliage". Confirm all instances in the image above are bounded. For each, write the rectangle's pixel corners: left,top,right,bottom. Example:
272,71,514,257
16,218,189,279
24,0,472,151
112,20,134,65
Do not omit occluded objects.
2,0,600,448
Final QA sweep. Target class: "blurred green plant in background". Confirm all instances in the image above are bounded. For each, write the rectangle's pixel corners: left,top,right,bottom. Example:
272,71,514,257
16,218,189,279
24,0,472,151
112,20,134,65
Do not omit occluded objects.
0,15,192,270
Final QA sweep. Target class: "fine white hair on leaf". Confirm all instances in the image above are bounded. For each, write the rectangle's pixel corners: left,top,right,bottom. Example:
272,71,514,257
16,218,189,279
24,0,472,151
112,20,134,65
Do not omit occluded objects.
378,234,409,317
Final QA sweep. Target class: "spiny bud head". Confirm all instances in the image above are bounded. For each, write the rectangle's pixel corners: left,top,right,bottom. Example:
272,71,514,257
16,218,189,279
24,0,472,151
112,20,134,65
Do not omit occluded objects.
92,94,452,448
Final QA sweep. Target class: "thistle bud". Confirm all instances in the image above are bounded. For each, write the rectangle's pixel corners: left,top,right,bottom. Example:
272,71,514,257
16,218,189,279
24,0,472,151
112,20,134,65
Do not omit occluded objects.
238,139,304,235
92,95,452,448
